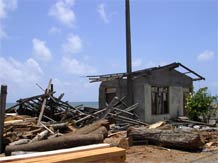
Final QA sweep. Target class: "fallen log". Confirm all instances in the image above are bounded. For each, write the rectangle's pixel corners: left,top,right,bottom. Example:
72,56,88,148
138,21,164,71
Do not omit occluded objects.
127,127,204,151
5,134,104,156
30,130,49,143
104,131,129,149
48,122,68,130
9,139,30,146
104,137,129,149
74,119,109,135
89,126,108,138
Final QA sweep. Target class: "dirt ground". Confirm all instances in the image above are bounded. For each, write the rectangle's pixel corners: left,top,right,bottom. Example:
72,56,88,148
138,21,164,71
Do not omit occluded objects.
126,145,218,163
1,145,218,163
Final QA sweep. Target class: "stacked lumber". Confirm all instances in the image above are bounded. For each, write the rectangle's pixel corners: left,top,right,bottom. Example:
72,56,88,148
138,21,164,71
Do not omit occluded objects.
1,144,126,163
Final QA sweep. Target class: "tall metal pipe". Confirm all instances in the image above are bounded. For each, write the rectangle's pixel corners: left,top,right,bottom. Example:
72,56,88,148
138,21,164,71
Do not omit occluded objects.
125,0,133,105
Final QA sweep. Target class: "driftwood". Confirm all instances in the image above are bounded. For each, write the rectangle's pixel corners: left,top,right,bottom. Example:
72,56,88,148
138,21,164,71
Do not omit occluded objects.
5,134,104,156
127,127,204,151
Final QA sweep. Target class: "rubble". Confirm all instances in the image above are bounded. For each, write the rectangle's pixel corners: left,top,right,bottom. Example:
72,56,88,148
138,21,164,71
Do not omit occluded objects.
0,80,218,159
1,80,146,156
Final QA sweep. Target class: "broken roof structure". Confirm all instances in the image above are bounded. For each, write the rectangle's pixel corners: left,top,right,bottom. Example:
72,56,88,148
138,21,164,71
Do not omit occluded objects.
87,62,205,83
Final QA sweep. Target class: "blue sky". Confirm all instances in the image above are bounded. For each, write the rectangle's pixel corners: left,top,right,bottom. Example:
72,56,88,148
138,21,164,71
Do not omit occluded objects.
0,0,217,102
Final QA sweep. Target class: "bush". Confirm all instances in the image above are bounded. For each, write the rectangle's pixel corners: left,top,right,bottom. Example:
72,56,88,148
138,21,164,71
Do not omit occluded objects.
185,87,218,122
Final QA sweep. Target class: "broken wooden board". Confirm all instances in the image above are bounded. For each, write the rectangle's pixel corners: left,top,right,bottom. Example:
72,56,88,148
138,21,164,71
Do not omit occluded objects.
2,147,126,163
148,121,166,129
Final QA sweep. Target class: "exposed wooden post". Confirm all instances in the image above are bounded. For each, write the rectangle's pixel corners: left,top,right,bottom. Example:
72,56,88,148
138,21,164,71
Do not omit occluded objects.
50,84,55,119
125,0,133,106
0,85,7,153
37,79,52,126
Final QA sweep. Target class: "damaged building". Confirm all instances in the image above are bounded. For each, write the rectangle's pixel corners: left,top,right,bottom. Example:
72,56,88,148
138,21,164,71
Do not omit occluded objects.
88,62,205,123
88,1,205,124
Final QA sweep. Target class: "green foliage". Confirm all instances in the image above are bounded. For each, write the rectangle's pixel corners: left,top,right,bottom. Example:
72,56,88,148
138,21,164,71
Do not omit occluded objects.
185,87,218,122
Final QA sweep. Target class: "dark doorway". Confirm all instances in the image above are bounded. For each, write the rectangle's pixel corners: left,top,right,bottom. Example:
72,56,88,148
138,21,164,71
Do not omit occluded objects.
105,88,117,105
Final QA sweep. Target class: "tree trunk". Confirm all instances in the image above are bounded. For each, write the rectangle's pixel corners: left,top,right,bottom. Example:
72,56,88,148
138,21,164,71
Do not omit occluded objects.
5,134,104,156
89,126,108,139
74,119,109,135
127,127,204,151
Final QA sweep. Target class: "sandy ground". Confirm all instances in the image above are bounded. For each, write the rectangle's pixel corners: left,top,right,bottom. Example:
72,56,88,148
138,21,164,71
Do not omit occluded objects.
126,145,218,163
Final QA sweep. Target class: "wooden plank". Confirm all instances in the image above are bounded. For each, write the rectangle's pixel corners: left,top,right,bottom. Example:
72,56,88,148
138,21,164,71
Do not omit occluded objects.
0,144,110,162
102,97,119,119
7,147,125,163
37,79,52,126
0,85,7,153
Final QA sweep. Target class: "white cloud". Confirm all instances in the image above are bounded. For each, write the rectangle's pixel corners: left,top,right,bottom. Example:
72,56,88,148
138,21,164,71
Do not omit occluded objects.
49,0,76,27
61,57,96,75
62,34,82,54
0,0,17,40
0,57,43,84
132,58,142,67
197,50,215,62
0,0,17,20
32,38,52,62
97,3,109,23
0,57,44,101
49,26,61,34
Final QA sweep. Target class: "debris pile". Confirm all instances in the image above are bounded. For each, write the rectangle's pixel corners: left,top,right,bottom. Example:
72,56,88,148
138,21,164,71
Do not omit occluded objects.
4,119,109,156
1,80,218,158
2,80,146,156
6,80,146,128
